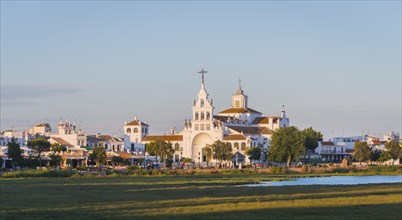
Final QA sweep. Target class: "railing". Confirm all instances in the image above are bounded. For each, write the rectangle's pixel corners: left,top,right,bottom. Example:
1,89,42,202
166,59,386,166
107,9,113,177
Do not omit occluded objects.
319,151,345,154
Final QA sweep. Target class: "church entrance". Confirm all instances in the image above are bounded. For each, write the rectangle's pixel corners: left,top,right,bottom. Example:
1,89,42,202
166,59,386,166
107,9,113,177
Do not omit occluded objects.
191,133,213,163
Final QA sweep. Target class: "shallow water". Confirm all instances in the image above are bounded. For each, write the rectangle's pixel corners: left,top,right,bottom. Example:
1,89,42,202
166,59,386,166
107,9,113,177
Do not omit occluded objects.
246,175,402,187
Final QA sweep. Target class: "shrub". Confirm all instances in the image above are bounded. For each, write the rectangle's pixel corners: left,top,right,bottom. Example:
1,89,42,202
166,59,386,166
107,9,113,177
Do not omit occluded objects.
270,166,286,174
1,169,75,178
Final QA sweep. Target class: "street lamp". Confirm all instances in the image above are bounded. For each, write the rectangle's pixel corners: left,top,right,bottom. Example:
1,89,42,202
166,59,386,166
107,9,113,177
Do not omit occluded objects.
180,147,183,169
198,152,200,168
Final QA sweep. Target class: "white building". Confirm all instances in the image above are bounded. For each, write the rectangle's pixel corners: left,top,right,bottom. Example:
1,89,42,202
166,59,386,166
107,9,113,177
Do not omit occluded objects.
50,120,87,148
124,69,289,165
383,131,400,143
29,123,52,136
315,141,350,162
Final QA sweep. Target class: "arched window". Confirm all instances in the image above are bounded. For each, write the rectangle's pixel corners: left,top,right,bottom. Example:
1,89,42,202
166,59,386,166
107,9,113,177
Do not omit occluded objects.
201,99,204,107
201,112,205,120
234,142,239,149
206,112,210,120
241,142,246,150
134,128,138,133
235,100,240,108
195,112,199,120
174,143,180,151
126,128,131,133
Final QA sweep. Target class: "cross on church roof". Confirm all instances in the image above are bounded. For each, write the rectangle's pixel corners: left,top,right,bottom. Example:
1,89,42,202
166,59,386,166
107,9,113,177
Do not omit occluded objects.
198,68,207,84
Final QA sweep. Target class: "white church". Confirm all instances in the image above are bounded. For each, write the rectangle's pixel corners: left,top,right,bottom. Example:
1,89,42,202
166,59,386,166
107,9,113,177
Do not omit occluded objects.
123,69,289,165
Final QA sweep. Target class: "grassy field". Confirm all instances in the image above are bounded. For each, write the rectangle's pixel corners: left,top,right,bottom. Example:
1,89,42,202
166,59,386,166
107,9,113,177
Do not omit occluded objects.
1,175,401,219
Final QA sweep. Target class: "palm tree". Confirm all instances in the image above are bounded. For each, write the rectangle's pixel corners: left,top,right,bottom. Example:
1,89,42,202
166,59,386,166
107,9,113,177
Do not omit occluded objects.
147,140,174,169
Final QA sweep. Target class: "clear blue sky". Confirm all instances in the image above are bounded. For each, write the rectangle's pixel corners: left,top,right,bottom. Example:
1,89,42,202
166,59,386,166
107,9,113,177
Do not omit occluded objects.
1,1,401,139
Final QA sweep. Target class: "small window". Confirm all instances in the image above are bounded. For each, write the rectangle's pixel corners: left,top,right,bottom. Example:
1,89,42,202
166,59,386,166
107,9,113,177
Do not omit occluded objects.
195,112,199,120
201,124,205,130
134,128,138,133
235,100,240,108
201,99,205,107
126,128,131,133
174,143,180,151
206,112,210,120
201,112,205,120
131,144,135,151
195,124,199,130
241,142,246,150
234,142,239,149
206,124,210,130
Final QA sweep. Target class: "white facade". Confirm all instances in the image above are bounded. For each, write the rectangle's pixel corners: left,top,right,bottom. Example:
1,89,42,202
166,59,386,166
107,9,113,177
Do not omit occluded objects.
50,120,87,148
126,70,290,163
315,141,349,162
29,123,51,136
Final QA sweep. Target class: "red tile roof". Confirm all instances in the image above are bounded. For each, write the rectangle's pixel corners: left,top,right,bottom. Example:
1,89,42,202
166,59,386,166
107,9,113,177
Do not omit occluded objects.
223,134,247,141
219,107,262,114
142,135,183,142
320,141,335,146
126,120,148,126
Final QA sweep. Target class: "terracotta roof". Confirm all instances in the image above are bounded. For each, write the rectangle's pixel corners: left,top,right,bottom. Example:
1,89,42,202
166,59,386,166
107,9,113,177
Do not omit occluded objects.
218,107,262,114
142,135,183,142
98,135,122,142
252,117,269,124
107,151,132,159
86,135,108,143
223,134,247,141
35,123,50,127
258,127,273,135
371,140,381,145
126,120,148,126
226,126,259,134
50,137,74,148
118,152,132,159
320,141,335,146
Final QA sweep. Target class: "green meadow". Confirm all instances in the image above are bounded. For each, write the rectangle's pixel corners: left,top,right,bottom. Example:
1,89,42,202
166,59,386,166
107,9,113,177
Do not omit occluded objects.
1,175,401,219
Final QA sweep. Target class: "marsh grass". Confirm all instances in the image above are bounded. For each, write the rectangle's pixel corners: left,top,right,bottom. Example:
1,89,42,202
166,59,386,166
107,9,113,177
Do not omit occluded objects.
1,175,401,219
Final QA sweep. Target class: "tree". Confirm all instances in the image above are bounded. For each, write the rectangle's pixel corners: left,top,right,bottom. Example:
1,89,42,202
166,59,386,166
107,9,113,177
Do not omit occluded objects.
146,140,174,169
353,141,371,166
50,143,67,153
208,140,233,166
268,126,304,167
370,150,381,164
378,151,392,164
27,138,51,167
246,146,262,162
7,138,23,169
301,127,323,151
112,156,124,166
90,146,107,167
385,140,402,165
49,154,62,168
49,143,66,168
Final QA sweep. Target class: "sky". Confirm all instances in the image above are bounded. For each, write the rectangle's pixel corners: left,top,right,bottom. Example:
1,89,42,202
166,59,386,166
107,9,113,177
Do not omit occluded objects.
1,1,401,140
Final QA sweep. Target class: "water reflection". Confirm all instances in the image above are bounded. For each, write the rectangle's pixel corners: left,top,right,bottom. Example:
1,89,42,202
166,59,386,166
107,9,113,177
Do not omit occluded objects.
246,175,402,187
